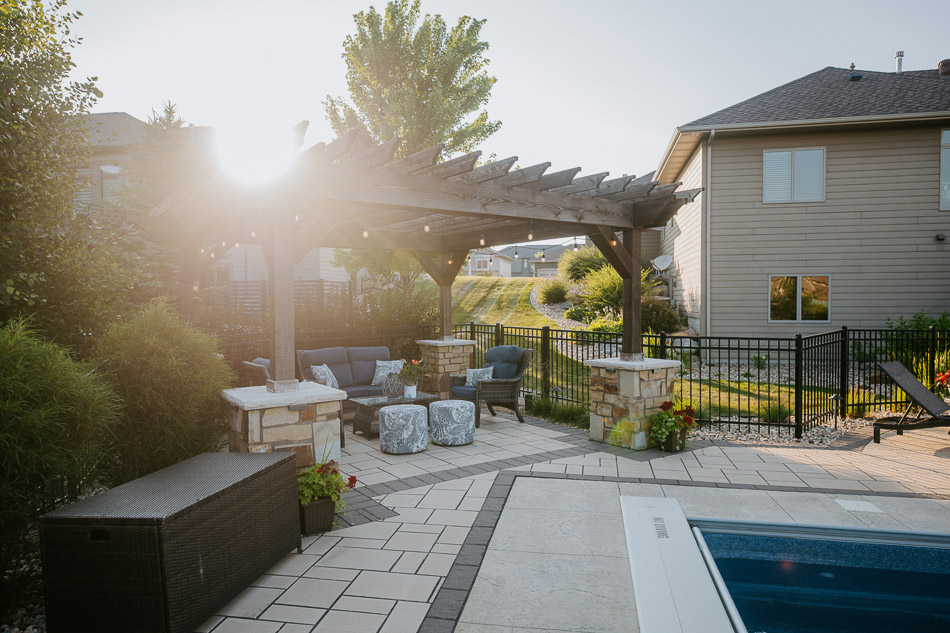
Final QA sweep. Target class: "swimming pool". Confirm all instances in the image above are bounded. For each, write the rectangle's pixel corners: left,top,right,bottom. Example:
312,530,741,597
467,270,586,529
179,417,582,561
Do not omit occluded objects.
694,520,950,633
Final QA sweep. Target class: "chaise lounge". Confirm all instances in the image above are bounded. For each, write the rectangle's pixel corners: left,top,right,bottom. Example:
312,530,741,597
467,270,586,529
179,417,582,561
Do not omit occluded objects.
873,361,950,443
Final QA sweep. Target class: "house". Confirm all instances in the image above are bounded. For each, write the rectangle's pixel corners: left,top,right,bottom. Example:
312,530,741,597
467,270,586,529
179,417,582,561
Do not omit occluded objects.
654,60,950,337
466,248,514,277
78,112,148,209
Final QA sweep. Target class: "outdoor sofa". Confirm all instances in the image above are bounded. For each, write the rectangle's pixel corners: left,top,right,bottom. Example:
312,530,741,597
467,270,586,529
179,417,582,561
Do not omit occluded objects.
296,346,393,399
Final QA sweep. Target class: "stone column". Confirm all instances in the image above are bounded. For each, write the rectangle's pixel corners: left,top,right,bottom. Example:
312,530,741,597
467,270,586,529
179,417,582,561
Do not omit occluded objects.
585,357,681,450
416,339,477,399
222,382,347,467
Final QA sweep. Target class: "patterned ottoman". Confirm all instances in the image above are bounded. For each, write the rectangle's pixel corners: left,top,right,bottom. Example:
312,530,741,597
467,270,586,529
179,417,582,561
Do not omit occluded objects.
379,404,428,454
429,400,476,446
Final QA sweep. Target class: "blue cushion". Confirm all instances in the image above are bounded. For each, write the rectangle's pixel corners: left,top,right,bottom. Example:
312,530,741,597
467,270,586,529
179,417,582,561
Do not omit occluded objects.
348,346,391,386
251,358,271,371
485,345,523,380
343,385,385,399
450,385,478,400
298,347,354,387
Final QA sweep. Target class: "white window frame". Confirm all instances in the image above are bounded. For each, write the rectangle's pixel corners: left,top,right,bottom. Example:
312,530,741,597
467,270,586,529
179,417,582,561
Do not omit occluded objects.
475,257,489,270
767,274,831,323
762,147,826,204
941,129,950,212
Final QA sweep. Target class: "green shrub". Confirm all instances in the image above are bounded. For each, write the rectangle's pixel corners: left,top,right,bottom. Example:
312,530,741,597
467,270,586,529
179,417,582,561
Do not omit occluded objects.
564,304,595,323
886,309,950,332
557,246,608,281
587,316,622,333
525,395,589,429
94,300,236,487
580,266,623,314
641,299,680,334
538,277,569,304
0,320,119,615
760,399,791,425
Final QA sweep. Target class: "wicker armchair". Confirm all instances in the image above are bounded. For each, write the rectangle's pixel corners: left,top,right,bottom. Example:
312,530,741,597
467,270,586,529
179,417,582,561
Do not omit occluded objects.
240,358,271,387
450,346,533,427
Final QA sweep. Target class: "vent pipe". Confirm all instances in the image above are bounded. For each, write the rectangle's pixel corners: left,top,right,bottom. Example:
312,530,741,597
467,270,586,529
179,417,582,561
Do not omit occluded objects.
895,51,903,74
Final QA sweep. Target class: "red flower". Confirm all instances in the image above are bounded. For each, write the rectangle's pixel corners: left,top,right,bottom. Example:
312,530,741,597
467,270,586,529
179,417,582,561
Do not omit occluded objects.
411,360,419,365
348,475,357,488
936,370,950,387
660,401,674,411
684,406,695,416
683,415,694,426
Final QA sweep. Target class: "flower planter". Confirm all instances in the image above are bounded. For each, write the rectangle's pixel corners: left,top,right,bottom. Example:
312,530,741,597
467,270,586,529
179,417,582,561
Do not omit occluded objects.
403,384,418,399
299,497,335,535
661,429,689,453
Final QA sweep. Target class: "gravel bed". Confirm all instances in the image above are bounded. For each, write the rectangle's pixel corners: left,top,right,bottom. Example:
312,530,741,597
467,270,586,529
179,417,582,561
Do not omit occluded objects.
529,285,586,330
692,413,884,446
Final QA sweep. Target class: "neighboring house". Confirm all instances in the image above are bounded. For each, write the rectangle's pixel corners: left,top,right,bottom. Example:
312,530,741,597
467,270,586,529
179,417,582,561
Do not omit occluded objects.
467,248,513,277
78,112,148,209
654,61,950,337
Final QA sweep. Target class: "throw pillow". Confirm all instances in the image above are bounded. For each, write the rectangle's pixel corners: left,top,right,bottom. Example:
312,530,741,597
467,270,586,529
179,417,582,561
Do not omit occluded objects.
371,359,405,386
465,366,494,387
310,364,340,389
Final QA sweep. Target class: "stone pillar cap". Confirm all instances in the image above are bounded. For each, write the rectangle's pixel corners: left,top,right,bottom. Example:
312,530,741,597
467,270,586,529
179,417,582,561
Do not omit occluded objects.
416,338,477,347
584,357,681,371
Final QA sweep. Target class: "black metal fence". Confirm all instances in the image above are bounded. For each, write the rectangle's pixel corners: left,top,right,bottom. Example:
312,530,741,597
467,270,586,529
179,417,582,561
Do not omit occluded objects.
452,323,950,437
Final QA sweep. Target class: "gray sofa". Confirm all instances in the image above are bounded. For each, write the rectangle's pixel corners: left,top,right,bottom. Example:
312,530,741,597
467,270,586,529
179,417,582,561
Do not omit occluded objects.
296,346,392,398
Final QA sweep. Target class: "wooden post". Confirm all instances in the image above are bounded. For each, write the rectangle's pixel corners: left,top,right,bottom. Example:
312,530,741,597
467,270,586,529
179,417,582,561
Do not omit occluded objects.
439,283,452,340
622,229,642,357
411,250,465,342
268,208,296,381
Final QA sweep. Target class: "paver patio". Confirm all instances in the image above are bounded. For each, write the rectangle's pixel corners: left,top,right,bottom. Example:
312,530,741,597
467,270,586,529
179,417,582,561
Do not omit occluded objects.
198,414,950,633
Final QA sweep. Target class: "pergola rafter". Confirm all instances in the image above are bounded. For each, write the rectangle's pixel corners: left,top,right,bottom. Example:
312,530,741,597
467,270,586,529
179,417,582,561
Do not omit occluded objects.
147,132,700,381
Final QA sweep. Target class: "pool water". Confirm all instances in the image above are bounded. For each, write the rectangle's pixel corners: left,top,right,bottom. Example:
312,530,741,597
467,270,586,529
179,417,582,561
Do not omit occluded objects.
702,532,950,633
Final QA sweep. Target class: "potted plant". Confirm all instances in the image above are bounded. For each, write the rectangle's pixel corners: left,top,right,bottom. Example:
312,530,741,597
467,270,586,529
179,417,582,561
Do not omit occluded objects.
297,458,357,535
399,358,426,398
936,369,950,402
647,401,696,452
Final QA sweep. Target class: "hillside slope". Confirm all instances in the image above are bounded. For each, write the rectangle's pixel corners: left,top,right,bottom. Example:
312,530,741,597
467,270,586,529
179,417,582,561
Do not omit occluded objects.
451,276,558,327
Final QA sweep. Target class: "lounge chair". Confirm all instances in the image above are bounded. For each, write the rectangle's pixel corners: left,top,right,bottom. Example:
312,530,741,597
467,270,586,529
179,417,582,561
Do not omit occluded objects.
450,345,533,427
873,361,950,443
241,358,271,386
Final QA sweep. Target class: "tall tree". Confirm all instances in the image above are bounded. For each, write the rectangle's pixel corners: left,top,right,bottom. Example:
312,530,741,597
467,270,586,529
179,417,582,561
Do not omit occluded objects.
0,0,131,353
325,0,501,157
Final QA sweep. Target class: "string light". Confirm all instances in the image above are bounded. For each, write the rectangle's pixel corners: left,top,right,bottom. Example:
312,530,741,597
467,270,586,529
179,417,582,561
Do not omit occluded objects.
610,238,618,247
573,239,579,253
448,257,453,265
200,248,205,254
479,234,485,247
221,241,226,247
514,247,519,259
424,217,430,233
489,254,493,265
235,242,240,248
295,214,299,222
210,252,215,258
251,231,256,238
541,250,546,263
362,230,369,239
528,222,534,241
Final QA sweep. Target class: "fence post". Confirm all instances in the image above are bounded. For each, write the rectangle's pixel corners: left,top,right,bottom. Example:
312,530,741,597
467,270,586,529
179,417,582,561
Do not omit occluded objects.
839,326,849,419
794,334,803,439
541,326,551,399
929,325,937,387
660,331,668,360
470,321,475,341
495,322,504,347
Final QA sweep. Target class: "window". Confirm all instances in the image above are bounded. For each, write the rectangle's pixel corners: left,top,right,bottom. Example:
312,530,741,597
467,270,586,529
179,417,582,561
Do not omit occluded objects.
941,130,950,211
763,148,825,203
475,258,488,270
769,275,830,322
75,168,92,209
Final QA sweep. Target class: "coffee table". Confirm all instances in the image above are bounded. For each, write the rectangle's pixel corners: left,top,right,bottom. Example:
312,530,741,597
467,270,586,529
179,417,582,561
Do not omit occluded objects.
351,392,439,438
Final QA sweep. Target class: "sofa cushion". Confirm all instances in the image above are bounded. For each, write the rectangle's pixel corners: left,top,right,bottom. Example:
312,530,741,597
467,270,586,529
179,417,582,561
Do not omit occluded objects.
310,364,340,389
343,385,386,399
298,347,354,387
371,359,405,386
465,366,493,386
450,385,478,401
485,345,523,380
348,346,391,386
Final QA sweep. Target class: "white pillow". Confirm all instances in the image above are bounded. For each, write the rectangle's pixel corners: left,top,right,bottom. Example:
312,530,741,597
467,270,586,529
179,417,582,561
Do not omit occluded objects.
310,364,339,389
371,359,405,385
465,366,494,387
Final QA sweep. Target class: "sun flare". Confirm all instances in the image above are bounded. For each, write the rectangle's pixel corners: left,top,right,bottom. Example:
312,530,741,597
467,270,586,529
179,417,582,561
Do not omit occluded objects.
215,123,299,186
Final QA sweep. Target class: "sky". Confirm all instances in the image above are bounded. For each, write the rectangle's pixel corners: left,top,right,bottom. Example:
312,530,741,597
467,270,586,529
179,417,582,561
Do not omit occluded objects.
68,0,947,246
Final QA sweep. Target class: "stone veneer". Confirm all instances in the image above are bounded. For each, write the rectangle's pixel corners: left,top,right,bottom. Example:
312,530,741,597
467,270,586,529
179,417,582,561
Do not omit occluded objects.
221,382,347,467
416,338,477,399
584,357,681,449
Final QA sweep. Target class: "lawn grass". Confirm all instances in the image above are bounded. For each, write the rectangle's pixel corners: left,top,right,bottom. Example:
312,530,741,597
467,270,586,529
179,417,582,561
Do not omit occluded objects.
451,276,558,328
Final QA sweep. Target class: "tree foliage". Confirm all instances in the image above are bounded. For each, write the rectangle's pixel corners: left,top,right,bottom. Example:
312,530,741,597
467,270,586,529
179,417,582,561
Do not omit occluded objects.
325,0,500,156
332,248,426,295
0,0,135,353
557,246,609,281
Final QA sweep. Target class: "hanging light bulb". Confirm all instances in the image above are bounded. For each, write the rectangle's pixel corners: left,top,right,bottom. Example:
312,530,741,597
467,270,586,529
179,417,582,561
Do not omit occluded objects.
423,218,430,233
200,248,205,254
514,247,519,259
221,241,226,247
541,250,546,263
448,257,453,265
610,238,618,247
235,242,240,248
573,239,579,253
479,234,485,247
251,231,256,238
489,255,493,265
362,230,369,239
528,231,534,241
210,252,215,258
295,214,299,222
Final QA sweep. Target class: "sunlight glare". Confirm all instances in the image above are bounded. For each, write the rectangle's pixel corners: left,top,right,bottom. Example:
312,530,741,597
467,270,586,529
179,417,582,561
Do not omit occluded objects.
215,122,299,186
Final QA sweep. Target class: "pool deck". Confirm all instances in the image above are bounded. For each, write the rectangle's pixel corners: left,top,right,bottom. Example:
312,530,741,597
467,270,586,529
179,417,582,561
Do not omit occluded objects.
198,416,950,633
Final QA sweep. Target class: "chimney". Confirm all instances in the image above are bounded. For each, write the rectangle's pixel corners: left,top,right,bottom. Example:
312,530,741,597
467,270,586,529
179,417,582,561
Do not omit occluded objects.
895,51,903,74
940,59,950,78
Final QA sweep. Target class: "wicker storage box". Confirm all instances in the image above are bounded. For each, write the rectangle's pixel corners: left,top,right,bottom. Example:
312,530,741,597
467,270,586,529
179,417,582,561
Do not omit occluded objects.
39,452,301,633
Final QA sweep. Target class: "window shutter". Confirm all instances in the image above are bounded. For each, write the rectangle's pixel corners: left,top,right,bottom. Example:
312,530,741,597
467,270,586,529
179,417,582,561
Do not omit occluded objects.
763,151,792,203
794,149,824,202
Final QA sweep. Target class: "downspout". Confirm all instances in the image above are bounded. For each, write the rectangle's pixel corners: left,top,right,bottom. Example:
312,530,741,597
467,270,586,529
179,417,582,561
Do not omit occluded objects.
704,129,715,337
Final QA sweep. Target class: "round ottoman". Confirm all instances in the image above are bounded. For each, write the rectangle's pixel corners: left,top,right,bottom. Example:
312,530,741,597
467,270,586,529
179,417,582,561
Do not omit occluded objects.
379,404,428,454
429,400,476,446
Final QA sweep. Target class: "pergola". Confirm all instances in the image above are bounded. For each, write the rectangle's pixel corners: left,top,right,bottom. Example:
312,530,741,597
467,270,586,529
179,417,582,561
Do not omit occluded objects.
146,132,700,381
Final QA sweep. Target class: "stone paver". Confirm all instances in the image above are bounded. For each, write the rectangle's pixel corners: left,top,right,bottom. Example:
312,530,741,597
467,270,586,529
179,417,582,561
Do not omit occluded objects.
199,416,950,633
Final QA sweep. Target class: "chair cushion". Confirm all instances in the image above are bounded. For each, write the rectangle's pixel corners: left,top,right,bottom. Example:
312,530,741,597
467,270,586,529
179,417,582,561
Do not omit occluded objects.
465,366,493,386
298,347,354,387
348,346,391,386
343,385,386,399
450,385,478,400
486,345,523,380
